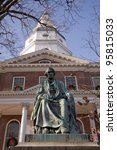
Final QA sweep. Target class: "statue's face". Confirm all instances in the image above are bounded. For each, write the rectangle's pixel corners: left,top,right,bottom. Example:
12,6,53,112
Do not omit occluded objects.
47,70,54,79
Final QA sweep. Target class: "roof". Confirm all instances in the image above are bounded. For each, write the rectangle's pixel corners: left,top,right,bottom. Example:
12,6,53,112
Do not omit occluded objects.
0,48,100,73
3,48,89,65
34,11,56,31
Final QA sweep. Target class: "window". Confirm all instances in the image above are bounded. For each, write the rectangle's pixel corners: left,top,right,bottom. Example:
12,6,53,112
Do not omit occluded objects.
42,33,49,37
12,76,25,91
39,59,51,63
92,77,100,90
39,76,46,84
4,120,19,150
65,76,78,90
76,119,85,133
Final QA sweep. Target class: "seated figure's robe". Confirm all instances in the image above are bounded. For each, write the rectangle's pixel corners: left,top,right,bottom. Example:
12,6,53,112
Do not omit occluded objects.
31,79,79,133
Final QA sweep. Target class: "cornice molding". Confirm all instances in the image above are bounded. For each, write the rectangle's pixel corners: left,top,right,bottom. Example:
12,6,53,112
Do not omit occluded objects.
2,63,99,67
0,90,100,97
0,64,100,72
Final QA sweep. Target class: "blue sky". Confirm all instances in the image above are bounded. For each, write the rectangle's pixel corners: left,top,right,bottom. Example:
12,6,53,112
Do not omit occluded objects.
0,0,100,62
64,0,100,62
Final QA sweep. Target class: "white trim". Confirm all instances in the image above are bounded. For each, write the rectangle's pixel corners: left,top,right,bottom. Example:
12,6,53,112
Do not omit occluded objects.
2,119,20,150
64,76,67,88
1,65,100,73
23,84,39,92
89,117,96,134
19,103,29,142
0,96,99,104
0,98,33,104
91,76,100,90
39,76,46,84
64,76,78,91
0,90,100,99
75,76,78,90
12,76,25,91
77,119,85,133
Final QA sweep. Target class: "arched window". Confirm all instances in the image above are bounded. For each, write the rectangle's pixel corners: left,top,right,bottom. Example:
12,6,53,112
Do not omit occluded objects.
76,119,85,133
3,120,20,150
92,77,100,90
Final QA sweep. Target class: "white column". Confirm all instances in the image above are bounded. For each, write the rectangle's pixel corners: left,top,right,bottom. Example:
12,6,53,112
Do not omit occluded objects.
19,103,29,143
89,111,96,134
90,117,96,133
89,115,97,142
97,108,100,120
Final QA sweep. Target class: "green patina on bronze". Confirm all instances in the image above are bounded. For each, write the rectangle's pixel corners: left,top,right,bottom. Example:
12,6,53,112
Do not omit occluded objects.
25,134,89,143
31,67,79,134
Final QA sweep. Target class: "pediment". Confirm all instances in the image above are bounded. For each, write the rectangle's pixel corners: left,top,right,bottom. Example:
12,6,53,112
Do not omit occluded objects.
4,49,89,65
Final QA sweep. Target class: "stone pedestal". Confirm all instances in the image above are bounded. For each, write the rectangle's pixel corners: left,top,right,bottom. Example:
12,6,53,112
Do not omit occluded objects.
14,142,99,150
13,134,99,150
25,134,89,143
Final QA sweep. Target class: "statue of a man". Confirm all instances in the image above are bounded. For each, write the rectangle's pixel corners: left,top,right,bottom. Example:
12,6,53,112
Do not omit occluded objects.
31,67,79,134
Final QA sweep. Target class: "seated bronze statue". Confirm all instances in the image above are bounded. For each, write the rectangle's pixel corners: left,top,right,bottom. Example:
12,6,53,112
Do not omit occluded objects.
31,67,79,134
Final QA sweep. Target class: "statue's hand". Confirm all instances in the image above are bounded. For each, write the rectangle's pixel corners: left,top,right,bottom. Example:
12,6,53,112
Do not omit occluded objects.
43,94,48,100
37,94,43,100
66,93,71,100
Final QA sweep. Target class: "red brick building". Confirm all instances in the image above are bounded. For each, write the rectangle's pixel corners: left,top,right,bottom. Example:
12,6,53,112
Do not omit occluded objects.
0,12,100,150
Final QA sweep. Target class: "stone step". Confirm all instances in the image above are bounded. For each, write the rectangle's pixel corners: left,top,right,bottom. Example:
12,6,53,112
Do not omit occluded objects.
14,142,99,150
25,134,90,143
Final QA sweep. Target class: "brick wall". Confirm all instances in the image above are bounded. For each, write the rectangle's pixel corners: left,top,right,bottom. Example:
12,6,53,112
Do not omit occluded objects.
81,117,91,133
0,71,100,91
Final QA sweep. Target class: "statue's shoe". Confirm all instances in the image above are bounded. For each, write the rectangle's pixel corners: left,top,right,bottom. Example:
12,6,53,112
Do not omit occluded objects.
42,128,49,134
37,127,42,134
61,127,70,134
56,127,69,134
55,128,61,134
32,126,37,134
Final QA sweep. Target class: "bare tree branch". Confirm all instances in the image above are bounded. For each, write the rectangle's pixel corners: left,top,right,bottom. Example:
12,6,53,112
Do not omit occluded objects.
0,0,20,21
83,4,100,62
0,0,81,58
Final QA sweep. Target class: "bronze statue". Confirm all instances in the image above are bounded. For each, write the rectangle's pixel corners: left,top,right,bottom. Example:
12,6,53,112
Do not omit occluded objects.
31,67,79,134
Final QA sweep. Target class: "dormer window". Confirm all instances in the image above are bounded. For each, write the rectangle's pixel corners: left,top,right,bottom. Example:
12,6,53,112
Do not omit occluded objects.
42,33,49,37
12,77,25,91
65,76,78,91
39,59,51,63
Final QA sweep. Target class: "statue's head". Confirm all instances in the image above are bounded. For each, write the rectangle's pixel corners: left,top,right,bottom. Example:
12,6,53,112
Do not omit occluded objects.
44,67,56,77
